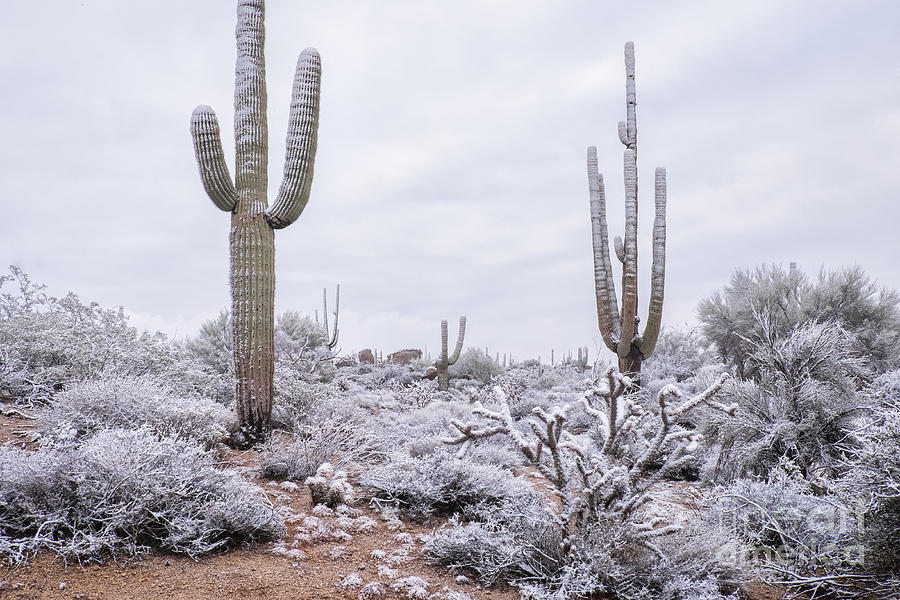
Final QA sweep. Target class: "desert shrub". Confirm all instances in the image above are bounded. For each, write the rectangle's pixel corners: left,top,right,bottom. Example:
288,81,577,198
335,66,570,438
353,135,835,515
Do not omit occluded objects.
699,264,900,377
271,370,336,428
0,267,187,404
706,462,900,598
260,416,384,481
360,450,540,519
449,349,503,385
427,495,741,600
44,374,235,447
0,428,283,565
839,371,900,573
706,318,870,481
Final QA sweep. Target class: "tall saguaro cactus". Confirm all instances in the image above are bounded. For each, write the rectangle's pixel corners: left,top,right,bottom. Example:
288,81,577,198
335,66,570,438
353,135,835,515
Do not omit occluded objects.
587,41,666,378
436,316,467,391
190,0,321,442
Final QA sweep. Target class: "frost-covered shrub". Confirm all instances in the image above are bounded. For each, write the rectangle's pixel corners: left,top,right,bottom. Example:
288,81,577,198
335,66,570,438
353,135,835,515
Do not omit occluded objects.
360,450,541,519
447,368,733,542
706,317,869,481
44,374,235,446
712,465,860,571
260,416,383,481
706,463,892,598
839,371,900,572
0,267,188,404
0,428,283,565
449,349,503,385
426,497,741,600
271,373,335,428
699,264,900,377
306,462,354,507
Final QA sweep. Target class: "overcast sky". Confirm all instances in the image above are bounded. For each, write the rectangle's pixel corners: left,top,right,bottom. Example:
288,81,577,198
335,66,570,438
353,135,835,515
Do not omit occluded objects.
1,0,898,361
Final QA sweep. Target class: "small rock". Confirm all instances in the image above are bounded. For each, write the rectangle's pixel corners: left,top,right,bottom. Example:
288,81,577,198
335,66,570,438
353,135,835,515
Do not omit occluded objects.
455,575,472,586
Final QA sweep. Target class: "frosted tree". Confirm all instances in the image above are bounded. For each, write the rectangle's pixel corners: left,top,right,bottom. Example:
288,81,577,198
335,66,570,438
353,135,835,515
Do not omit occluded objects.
190,0,321,442
588,42,667,378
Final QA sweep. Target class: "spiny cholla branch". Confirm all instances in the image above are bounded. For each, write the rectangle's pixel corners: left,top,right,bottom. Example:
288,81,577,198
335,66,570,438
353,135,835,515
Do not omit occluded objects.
444,366,733,552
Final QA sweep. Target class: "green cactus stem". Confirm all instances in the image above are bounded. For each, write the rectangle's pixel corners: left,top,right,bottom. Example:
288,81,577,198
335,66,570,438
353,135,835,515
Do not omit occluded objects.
190,0,321,442
587,41,666,378
436,316,466,391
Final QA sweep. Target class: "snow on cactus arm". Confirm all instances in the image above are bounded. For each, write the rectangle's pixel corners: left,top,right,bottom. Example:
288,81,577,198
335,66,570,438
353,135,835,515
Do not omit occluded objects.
587,146,620,352
639,167,667,357
266,48,321,229
190,106,238,211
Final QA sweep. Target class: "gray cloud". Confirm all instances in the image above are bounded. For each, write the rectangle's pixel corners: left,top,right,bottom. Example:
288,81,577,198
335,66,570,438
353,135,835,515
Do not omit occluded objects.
1,0,898,361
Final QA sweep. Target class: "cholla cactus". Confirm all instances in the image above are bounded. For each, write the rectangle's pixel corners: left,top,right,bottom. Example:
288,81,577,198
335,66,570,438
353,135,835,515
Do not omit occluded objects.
305,462,354,508
588,42,666,378
445,367,733,552
190,0,321,441
435,316,466,391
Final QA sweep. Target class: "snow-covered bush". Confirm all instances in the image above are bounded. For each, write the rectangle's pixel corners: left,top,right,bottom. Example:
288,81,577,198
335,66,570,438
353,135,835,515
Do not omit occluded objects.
44,374,235,446
706,317,869,481
260,415,383,481
0,428,283,565
0,267,187,404
449,349,503,386
306,462,354,507
360,450,541,519
699,264,900,377
705,460,900,598
839,371,900,573
426,492,741,600
271,371,336,428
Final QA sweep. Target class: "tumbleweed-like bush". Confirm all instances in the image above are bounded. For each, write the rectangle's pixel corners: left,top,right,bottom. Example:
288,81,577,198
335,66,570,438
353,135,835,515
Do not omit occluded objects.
0,428,284,565
260,414,384,482
360,450,541,520
44,374,235,447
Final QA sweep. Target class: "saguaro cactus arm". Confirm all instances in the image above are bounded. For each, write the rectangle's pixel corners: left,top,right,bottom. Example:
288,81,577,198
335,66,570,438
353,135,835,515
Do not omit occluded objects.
448,316,466,366
639,168,667,356
588,147,620,352
190,106,238,212
323,284,340,350
266,48,321,229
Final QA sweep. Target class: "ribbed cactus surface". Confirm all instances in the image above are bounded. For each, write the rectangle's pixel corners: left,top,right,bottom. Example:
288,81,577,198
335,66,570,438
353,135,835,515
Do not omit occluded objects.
190,0,321,441
587,41,666,378
436,316,466,391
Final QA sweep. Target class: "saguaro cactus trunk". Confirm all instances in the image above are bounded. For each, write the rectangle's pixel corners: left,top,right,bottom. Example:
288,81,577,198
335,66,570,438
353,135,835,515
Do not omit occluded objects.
190,0,321,442
587,42,666,380
436,317,466,391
